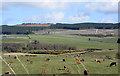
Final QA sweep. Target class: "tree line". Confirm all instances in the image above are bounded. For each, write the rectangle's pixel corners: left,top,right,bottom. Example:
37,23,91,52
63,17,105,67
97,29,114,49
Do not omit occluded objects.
2,40,76,52
1,23,119,34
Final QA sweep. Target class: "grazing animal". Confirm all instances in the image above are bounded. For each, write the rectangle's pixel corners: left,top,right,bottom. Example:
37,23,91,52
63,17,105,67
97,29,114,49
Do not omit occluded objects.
110,62,116,67
67,70,72,73
9,61,14,65
95,59,101,63
46,58,50,61
103,59,105,61
41,70,46,74
96,60,101,63
66,55,69,57
27,59,30,62
84,70,88,75
75,58,80,61
30,61,33,64
80,59,84,62
14,56,17,59
5,72,11,74
46,63,49,66
63,59,66,62
64,66,67,70
77,61,81,64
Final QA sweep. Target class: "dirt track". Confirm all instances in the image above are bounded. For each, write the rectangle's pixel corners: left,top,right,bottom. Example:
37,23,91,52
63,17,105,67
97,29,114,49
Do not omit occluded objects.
2,53,57,56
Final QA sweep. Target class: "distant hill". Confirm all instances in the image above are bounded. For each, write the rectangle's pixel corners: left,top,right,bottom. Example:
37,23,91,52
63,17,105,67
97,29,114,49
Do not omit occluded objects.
17,23,52,27
1,23,119,34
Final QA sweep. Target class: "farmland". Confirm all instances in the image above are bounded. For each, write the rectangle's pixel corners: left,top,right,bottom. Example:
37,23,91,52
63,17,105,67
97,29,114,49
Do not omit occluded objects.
1,33,119,75
2,51,118,74
2,34,118,49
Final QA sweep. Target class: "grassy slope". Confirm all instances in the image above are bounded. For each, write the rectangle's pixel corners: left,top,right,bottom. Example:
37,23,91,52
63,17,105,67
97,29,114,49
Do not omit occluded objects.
29,35,118,49
2,38,30,43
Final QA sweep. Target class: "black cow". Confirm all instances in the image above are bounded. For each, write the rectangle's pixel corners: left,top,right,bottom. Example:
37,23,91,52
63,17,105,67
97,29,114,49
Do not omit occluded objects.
63,59,65,62
110,62,116,67
84,70,88,75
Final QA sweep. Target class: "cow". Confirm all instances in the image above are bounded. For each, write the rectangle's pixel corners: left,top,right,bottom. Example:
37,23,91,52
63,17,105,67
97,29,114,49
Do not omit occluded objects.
80,59,84,62
5,72,11,74
75,58,80,61
63,59,66,62
46,63,49,66
46,58,50,61
84,70,88,75
95,59,101,63
14,56,17,59
30,61,33,64
41,70,46,74
64,66,67,70
110,62,116,67
103,59,105,61
27,59,30,62
96,60,101,63
67,70,72,73
9,61,14,65
66,55,69,58
77,61,81,64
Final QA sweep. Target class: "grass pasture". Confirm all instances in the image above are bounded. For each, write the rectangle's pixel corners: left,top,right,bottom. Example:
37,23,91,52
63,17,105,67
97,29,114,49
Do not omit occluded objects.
29,35,118,49
2,53,118,74
2,34,118,49
1,34,119,75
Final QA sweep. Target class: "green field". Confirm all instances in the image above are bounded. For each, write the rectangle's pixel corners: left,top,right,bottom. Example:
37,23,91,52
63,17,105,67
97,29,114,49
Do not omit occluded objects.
1,34,119,75
2,51,118,74
2,34,118,49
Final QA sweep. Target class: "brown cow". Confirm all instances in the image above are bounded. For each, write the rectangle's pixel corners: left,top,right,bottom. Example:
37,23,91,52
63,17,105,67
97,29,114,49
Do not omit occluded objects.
77,61,81,64
27,59,30,62
41,70,46,74
96,60,101,63
80,58,84,62
67,70,72,73
75,58,80,61
46,58,50,61
9,61,14,65
95,59,101,63
30,61,33,64
46,63,49,66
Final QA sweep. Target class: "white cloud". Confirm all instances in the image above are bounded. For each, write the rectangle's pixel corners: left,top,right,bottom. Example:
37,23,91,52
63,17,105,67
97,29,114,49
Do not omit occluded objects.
1,1,68,10
85,2,118,14
69,15,90,22
101,18,117,23
24,12,65,23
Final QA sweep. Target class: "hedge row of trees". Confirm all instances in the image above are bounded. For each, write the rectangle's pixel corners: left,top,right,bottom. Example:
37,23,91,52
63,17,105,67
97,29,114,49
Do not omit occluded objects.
50,23,119,30
2,40,76,52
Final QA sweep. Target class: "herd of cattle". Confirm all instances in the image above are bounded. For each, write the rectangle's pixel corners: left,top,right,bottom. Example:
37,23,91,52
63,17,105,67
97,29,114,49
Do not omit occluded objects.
3,55,117,75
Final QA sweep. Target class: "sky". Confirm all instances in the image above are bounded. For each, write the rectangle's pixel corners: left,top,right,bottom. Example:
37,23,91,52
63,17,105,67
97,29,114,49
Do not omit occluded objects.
0,0,119,25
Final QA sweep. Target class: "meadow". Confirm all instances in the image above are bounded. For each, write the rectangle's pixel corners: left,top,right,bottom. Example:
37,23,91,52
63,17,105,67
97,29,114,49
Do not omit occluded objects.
1,34,119,75
2,52,118,74
2,34,118,49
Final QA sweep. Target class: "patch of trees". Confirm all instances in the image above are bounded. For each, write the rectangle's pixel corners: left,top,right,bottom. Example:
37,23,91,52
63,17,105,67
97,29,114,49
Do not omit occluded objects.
2,43,26,52
2,40,76,52
50,23,119,30
26,40,76,50
1,25,48,34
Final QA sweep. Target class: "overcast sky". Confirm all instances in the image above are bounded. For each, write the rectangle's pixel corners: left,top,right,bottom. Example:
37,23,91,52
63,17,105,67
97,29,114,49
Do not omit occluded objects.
0,0,119,25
